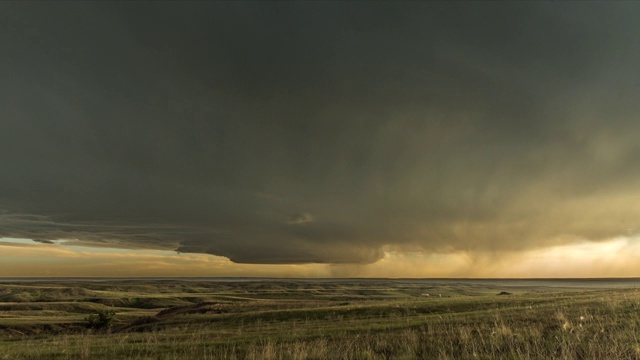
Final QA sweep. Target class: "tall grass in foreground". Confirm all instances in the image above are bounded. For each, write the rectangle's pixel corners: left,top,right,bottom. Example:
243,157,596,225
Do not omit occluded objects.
2,281,640,360
2,294,640,359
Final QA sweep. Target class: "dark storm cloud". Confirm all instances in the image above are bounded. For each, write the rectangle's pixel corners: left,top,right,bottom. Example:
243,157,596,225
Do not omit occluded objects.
1,2,640,263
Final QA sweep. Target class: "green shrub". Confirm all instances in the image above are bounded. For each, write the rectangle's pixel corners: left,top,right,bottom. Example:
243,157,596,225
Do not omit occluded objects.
85,309,115,329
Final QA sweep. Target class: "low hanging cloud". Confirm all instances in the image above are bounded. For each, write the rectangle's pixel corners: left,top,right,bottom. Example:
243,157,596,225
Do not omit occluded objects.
1,2,640,265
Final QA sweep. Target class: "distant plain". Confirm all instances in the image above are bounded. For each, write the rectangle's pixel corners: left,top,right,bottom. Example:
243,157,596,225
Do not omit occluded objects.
1,278,640,359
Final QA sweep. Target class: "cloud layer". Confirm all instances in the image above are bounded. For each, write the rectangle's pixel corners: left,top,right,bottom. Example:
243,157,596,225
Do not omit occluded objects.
2,2,640,265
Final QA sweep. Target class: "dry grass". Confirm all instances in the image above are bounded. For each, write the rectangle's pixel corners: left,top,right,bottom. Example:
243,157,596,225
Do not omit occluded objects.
1,280,639,359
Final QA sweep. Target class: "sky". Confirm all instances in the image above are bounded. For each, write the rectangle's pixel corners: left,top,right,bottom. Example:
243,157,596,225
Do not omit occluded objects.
1,2,640,277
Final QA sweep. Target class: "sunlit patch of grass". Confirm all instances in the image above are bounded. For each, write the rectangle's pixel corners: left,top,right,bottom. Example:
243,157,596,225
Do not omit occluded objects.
1,281,640,359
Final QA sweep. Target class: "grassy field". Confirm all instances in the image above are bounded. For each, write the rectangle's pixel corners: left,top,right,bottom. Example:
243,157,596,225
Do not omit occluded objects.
1,278,640,359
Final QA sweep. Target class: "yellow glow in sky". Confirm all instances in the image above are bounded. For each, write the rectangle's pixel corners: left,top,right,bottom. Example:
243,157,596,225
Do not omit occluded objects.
1,236,638,278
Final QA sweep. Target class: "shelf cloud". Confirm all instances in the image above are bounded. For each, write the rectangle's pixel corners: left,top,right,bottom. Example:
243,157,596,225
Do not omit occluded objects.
1,2,640,265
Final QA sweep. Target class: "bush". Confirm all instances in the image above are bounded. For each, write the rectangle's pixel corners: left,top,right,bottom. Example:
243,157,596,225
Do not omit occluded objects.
85,310,116,329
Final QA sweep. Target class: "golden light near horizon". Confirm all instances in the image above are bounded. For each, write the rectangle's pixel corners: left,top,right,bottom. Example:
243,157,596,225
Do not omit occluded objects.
3,236,640,278
2,2,640,278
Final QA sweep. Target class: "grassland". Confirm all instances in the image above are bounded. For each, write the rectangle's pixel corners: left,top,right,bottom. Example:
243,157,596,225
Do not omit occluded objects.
1,278,640,359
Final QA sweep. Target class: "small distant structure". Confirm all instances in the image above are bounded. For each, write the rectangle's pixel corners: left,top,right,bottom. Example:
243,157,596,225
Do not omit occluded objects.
420,293,444,298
